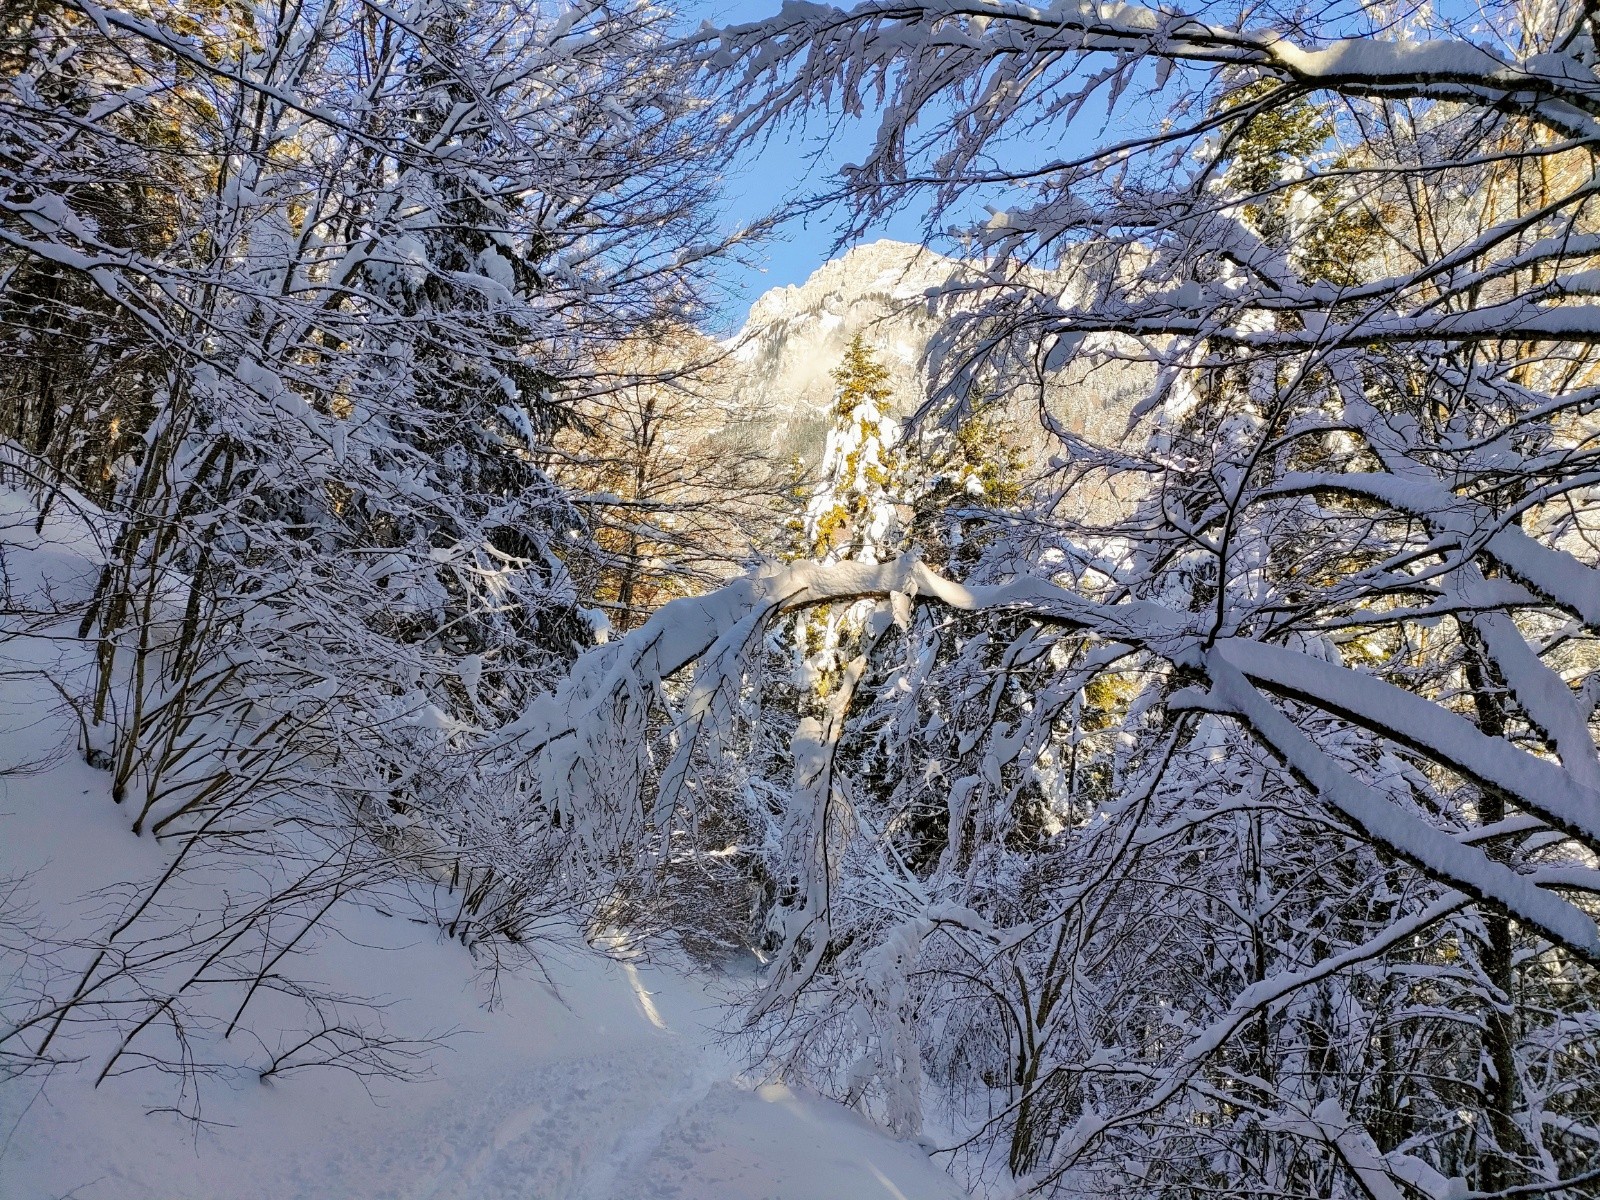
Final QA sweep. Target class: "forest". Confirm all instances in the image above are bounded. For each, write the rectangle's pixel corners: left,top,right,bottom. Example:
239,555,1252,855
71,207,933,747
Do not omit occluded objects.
3,0,1600,1197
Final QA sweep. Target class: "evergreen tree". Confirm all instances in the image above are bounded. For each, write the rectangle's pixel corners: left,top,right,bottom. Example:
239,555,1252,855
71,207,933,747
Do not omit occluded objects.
801,335,908,564
908,391,1027,572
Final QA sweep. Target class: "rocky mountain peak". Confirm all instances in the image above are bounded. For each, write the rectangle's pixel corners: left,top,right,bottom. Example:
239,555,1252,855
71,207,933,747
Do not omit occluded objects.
725,241,977,457
722,240,1140,496
740,239,962,331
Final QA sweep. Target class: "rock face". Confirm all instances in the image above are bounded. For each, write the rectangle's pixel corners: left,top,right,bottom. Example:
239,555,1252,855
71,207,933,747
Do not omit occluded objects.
724,240,974,463
725,239,1146,490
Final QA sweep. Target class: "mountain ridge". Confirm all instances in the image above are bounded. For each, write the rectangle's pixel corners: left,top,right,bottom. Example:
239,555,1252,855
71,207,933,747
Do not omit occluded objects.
724,240,975,460
723,239,1140,479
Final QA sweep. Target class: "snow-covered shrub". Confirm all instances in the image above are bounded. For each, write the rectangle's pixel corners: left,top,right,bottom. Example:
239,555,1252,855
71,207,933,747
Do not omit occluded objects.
498,2,1600,1194
0,0,735,1102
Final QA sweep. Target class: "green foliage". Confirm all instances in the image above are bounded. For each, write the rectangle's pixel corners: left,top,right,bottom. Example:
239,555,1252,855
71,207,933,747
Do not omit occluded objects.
909,393,1028,569
799,334,909,563
1220,84,1381,287
831,331,893,418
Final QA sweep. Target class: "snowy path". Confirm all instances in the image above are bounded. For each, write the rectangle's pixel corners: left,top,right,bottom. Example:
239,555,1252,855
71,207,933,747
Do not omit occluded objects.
0,496,968,1200
2,922,966,1199
0,770,965,1200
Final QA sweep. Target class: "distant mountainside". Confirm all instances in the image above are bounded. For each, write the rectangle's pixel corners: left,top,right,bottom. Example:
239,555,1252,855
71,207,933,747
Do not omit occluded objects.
723,239,1145,487
725,241,972,458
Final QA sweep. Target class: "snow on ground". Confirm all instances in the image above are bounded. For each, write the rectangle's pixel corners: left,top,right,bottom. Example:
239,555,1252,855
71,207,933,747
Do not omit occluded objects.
0,492,967,1200
1,812,967,1200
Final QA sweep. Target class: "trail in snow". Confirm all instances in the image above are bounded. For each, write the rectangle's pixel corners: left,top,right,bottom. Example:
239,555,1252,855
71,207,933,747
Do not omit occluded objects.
0,496,966,1200
0,759,968,1200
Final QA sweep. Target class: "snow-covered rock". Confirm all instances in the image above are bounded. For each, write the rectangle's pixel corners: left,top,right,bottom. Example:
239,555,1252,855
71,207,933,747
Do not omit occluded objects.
723,241,969,461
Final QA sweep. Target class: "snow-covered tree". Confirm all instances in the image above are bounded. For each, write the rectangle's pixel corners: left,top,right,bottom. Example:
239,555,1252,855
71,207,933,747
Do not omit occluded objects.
802,334,910,564
0,0,739,1104
688,4,1600,1189
462,2,1600,1195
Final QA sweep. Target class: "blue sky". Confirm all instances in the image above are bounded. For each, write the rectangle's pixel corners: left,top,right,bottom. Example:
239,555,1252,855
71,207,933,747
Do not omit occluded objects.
685,0,1469,328
685,0,934,331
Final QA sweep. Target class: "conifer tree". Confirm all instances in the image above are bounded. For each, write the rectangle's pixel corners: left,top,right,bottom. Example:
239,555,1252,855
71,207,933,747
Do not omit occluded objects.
801,335,908,564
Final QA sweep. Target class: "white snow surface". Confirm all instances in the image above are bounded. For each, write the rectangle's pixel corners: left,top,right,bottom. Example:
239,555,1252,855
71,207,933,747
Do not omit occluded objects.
0,493,968,1200
0,769,967,1200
